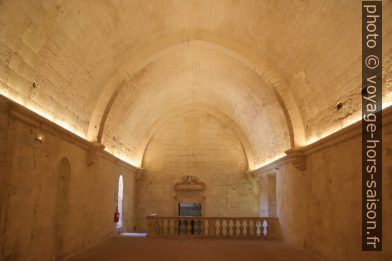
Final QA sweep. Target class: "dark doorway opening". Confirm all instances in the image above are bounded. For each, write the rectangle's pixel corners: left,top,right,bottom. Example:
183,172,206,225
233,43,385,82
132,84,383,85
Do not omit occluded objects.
178,203,202,216
178,203,202,235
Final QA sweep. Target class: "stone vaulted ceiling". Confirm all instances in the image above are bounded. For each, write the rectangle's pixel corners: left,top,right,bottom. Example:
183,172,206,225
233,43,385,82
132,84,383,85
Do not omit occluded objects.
0,0,391,169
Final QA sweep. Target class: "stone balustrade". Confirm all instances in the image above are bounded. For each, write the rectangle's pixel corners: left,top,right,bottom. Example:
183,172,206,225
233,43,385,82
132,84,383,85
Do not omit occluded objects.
146,216,280,239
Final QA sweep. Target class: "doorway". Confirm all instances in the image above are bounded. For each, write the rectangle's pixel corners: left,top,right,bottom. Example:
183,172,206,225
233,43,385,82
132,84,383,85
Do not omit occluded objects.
178,203,202,216
178,203,202,235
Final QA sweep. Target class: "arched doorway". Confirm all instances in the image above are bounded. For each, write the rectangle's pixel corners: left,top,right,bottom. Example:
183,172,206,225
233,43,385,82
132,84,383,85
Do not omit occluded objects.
54,157,71,259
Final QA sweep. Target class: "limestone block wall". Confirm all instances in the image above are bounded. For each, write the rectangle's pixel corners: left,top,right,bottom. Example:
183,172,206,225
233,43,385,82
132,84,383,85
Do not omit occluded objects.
273,109,392,260
135,110,259,232
259,173,277,217
0,96,137,260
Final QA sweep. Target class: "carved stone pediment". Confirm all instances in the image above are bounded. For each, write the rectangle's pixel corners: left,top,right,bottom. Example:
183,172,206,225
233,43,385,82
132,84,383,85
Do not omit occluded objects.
174,175,206,191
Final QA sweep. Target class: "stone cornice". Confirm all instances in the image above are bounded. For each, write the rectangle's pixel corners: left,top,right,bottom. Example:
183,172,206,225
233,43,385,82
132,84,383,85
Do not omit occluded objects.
303,106,392,156
248,156,290,177
8,102,92,150
174,175,206,191
3,95,141,173
250,106,392,176
100,150,143,173
3,94,390,176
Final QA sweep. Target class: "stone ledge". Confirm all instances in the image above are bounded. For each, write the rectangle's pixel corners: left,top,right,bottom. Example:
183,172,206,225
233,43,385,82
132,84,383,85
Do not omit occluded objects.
2,94,141,173
250,106,392,176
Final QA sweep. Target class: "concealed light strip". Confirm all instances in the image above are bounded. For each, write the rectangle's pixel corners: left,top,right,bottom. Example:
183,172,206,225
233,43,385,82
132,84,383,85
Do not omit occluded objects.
305,114,362,145
0,89,86,138
252,101,392,172
253,153,286,171
0,88,142,168
104,148,142,168
306,101,391,145
2,87,391,172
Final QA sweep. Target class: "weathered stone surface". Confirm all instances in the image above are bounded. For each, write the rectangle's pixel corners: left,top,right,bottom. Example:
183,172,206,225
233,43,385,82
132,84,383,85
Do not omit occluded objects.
135,111,259,231
1,0,391,168
0,1,392,260
276,123,392,260
0,99,137,260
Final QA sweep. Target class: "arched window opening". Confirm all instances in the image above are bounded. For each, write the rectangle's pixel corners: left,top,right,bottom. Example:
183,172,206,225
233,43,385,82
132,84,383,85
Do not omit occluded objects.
117,175,124,229
55,157,71,258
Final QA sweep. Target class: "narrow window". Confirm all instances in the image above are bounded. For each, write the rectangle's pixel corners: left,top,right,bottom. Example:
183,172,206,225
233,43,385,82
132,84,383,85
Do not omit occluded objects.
117,175,124,229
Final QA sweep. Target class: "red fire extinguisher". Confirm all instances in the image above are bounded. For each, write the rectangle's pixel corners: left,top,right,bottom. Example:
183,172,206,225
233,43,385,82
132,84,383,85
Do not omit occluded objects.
114,206,120,223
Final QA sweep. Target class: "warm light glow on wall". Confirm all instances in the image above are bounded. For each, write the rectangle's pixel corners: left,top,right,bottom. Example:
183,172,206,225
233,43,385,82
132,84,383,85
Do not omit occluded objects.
306,101,392,145
384,100,392,109
0,88,141,169
253,153,286,171
252,101,392,171
2,86,390,173
104,148,142,168
0,88,86,138
306,114,362,145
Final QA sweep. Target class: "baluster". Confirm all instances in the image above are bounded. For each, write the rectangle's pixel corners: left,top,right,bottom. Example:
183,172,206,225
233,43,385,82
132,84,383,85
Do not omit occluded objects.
228,219,232,237
225,220,230,237
176,219,180,235
194,219,199,235
242,220,247,237
220,220,225,237
208,219,215,237
247,220,253,237
263,219,268,239
201,219,210,237
147,216,278,239
172,219,176,235
227,220,233,237
195,218,200,235
178,219,184,235
167,219,172,235
159,219,164,235
157,219,162,235
187,219,191,235
231,219,237,237
233,219,239,237
182,219,186,235
251,220,258,237
245,220,251,237
236,220,241,237
166,219,170,235
184,219,189,235
188,219,192,235
217,220,222,237
241,220,247,237
162,219,167,235
190,219,195,235
256,220,261,237
197,219,202,235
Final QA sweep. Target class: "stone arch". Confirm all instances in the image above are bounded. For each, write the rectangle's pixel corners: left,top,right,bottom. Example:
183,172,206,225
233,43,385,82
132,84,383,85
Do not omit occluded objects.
54,157,71,259
87,32,305,148
138,104,254,170
98,41,293,169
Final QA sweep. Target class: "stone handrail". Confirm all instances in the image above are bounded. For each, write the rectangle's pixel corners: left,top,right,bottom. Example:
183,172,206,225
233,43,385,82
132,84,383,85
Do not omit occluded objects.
146,216,280,239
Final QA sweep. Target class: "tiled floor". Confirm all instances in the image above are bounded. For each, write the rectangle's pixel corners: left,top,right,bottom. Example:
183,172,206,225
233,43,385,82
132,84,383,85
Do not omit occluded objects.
67,234,318,261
